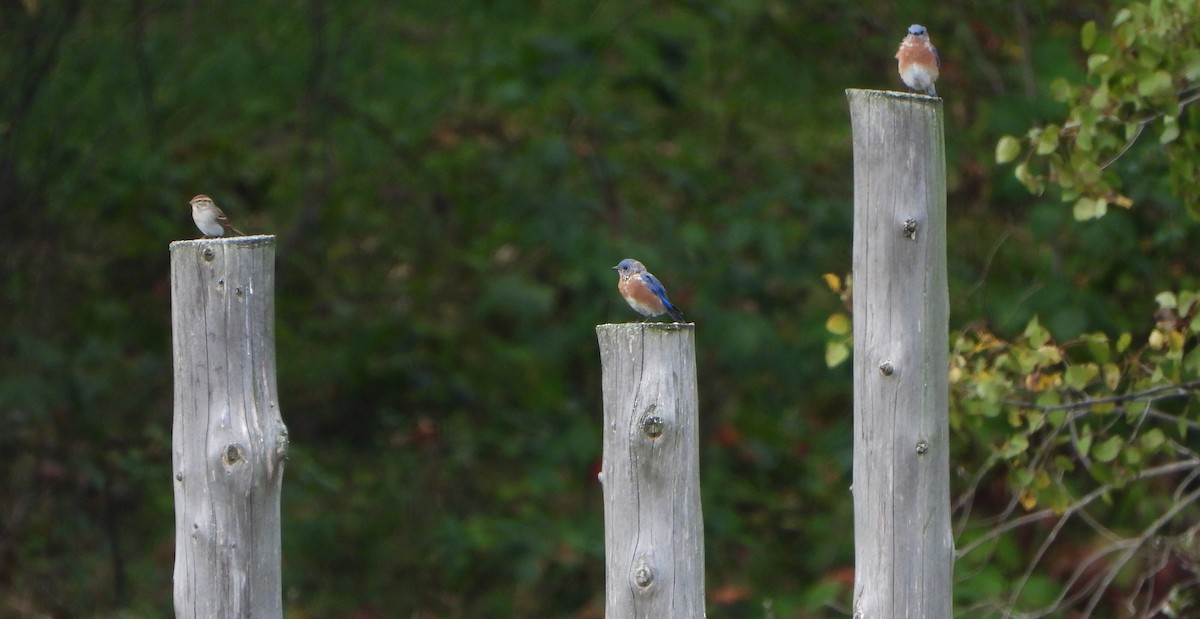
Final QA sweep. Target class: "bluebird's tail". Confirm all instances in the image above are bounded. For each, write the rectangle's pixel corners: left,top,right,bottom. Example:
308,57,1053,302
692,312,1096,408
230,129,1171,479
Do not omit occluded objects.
666,303,686,323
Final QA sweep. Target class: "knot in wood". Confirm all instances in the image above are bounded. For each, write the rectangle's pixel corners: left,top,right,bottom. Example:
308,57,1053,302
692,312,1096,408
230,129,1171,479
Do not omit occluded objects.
202,247,215,262
275,431,290,459
878,361,895,376
632,561,655,588
640,414,665,439
221,443,245,468
903,218,918,240
916,440,929,455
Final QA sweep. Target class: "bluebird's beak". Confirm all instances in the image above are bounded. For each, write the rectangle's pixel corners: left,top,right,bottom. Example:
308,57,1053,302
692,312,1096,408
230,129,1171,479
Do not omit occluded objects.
612,265,620,270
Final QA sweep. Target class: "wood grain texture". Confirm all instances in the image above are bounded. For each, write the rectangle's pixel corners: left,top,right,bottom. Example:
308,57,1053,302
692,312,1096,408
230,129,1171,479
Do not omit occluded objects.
846,89,952,618
170,235,288,619
596,323,704,619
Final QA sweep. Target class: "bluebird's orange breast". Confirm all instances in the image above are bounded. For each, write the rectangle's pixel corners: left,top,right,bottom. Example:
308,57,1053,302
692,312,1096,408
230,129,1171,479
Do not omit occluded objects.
619,275,667,316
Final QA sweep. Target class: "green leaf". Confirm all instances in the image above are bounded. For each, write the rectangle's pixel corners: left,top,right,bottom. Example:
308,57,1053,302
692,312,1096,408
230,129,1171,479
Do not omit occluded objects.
1103,363,1121,390
996,136,1022,164
825,313,850,335
1155,291,1178,309
1180,291,1198,313
1053,455,1076,472
1064,365,1092,390
1140,428,1165,450
1074,158,1103,186
1122,446,1142,466
1036,125,1061,155
1077,123,1094,151
1081,20,1098,51
1160,116,1179,144
1092,435,1124,462
825,341,850,368
1077,433,1093,457
1014,162,1043,194
1000,434,1030,459
1037,345,1063,366
1049,78,1074,102
1183,49,1200,80
1116,332,1132,352
1083,333,1110,363
1024,316,1051,348
1073,197,1108,220
1137,70,1174,97
1183,345,1200,372
1087,54,1111,75
1089,83,1110,111
1037,390,1062,410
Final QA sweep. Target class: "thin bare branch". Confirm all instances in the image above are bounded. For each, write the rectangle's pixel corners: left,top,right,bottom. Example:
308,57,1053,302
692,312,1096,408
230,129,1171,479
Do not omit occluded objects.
1081,485,1200,617
1004,379,1200,413
1147,408,1200,431
1099,90,1200,170
1001,495,1076,618
956,459,1200,559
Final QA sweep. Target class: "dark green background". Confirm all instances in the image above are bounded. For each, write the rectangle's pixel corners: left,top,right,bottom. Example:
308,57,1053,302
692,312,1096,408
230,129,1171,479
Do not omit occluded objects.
3,1,1197,616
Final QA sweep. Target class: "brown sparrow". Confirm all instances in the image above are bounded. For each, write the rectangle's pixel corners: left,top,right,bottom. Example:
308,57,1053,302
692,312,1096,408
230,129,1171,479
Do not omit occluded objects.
189,194,244,238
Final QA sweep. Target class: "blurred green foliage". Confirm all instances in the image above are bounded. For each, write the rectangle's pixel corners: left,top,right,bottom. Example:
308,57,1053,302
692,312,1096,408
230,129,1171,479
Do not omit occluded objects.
1,0,1198,617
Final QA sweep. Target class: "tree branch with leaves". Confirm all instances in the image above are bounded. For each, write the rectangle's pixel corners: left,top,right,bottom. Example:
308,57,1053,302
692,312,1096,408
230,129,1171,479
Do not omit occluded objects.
995,0,1200,220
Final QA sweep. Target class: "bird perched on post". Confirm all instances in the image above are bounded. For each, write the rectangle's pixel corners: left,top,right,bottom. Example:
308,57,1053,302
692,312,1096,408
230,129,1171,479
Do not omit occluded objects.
896,24,940,97
613,258,686,323
189,194,244,238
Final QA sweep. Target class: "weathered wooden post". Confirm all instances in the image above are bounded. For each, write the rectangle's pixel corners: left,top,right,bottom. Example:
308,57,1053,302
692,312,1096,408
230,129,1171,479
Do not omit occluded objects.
596,323,704,619
846,89,952,617
170,235,288,618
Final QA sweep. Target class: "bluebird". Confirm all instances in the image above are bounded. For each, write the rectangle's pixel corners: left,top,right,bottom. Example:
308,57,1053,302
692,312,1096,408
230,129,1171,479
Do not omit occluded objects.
613,258,686,323
896,24,940,97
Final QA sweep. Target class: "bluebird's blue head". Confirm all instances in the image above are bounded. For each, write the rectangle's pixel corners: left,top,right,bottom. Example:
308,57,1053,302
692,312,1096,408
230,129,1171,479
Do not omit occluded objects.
908,24,927,37
613,259,646,275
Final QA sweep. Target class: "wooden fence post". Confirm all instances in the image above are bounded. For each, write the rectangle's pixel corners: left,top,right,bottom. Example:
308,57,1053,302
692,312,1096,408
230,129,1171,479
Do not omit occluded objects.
845,89,952,617
170,235,288,618
596,323,704,619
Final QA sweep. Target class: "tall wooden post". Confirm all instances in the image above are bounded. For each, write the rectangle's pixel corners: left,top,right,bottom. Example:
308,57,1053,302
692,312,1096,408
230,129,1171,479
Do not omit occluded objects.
846,89,952,617
596,323,704,619
170,235,288,618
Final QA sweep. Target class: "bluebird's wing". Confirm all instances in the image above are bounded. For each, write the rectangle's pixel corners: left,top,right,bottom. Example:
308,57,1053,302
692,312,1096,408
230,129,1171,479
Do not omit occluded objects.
643,273,686,322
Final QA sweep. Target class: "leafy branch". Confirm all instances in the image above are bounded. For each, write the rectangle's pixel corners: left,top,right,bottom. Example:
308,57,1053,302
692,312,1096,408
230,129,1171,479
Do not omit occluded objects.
994,0,1200,220
946,286,1200,615
1004,379,1200,412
